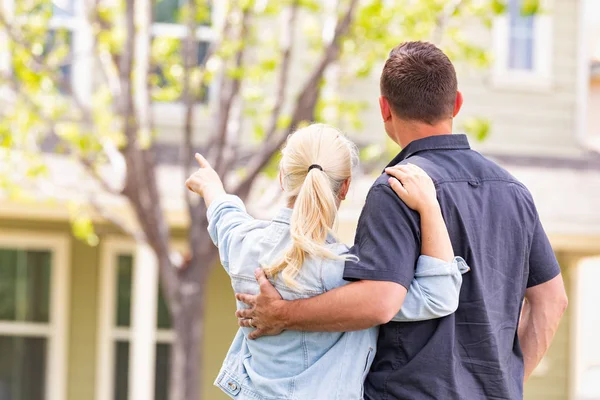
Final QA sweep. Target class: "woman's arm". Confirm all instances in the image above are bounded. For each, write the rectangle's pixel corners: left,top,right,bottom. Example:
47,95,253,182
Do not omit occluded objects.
386,164,453,262
386,164,468,321
186,153,254,272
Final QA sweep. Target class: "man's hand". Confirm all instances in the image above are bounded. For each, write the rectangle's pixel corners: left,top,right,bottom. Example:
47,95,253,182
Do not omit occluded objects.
235,268,286,340
185,153,226,205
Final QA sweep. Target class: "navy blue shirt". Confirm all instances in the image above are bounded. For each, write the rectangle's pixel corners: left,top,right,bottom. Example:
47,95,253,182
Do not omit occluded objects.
344,134,560,400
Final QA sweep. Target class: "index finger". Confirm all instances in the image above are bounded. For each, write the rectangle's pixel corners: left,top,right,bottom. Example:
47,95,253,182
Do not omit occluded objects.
194,153,211,168
236,293,257,306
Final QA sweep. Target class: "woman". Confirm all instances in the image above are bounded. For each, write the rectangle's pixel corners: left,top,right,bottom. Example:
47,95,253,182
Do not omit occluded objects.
186,124,469,400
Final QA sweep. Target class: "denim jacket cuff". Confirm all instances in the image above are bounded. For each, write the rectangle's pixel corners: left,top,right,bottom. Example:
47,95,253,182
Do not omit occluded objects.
414,255,470,277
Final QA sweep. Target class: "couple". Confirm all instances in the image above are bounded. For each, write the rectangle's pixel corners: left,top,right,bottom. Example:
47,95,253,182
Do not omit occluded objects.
186,41,568,400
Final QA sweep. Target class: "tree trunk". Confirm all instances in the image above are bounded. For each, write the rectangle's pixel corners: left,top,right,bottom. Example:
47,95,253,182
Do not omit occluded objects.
168,273,205,400
166,227,217,400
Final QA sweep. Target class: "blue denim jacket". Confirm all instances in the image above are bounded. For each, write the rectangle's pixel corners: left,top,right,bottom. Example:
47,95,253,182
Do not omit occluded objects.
207,195,469,400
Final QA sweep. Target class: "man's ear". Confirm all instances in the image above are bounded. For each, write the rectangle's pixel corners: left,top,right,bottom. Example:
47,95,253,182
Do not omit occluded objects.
379,96,392,122
338,177,351,201
453,90,463,117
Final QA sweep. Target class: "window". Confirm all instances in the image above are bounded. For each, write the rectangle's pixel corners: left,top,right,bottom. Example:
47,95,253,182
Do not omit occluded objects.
8,0,75,94
48,0,76,94
97,241,175,400
508,0,535,70
492,0,553,90
112,254,172,400
0,233,69,400
151,1,213,104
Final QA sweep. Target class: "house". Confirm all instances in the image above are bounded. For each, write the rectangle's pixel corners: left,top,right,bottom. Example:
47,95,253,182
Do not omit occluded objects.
0,0,597,400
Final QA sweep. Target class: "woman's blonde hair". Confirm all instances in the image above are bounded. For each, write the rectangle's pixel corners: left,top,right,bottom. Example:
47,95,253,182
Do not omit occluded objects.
264,123,359,288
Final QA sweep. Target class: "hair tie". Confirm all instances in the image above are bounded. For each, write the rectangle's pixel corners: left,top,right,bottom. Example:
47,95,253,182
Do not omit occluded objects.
308,164,323,172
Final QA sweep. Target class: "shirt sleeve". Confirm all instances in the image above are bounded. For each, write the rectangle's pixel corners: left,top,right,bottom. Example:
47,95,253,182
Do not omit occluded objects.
206,194,254,273
391,256,470,322
527,213,561,288
343,184,421,290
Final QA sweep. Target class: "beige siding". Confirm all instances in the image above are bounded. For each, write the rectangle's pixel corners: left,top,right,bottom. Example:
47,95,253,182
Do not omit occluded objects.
456,0,581,158
336,0,583,158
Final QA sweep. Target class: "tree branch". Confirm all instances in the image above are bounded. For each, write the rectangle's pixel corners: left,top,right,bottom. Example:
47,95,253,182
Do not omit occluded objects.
182,0,201,217
210,5,251,178
0,12,92,121
432,0,464,45
231,0,359,198
0,71,121,196
264,0,299,142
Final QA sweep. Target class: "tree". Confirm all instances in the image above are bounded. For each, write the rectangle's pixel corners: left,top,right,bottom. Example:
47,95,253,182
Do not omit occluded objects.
0,0,533,398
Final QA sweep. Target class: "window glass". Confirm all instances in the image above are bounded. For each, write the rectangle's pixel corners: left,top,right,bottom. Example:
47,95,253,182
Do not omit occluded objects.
508,0,535,70
0,249,51,323
0,336,47,400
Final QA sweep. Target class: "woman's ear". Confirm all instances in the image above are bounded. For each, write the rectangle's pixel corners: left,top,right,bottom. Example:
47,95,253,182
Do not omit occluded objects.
338,177,351,201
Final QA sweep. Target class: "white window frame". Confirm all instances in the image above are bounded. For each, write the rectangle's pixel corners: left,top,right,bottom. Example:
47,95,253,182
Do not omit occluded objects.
491,1,553,91
0,231,71,400
96,238,183,400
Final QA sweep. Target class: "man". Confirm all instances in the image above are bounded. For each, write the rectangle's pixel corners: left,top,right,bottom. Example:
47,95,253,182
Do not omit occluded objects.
236,41,568,399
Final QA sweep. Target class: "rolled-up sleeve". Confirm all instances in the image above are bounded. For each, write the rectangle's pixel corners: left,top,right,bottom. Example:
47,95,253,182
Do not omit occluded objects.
391,256,470,322
343,184,421,290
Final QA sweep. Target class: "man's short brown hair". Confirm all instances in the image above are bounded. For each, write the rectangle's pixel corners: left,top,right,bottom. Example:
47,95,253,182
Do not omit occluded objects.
380,41,457,125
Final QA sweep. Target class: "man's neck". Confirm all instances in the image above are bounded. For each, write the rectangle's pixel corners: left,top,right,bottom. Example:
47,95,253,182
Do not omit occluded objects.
392,119,453,148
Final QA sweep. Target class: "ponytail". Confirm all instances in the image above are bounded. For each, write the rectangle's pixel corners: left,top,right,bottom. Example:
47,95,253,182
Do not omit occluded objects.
263,124,358,288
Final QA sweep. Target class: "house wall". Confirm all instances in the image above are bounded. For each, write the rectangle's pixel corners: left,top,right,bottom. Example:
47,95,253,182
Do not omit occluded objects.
0,217,239,400
459,0,581,157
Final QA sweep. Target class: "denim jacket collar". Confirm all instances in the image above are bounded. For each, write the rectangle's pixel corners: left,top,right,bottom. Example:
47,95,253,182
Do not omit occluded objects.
272,207,294,225
385,134,471,169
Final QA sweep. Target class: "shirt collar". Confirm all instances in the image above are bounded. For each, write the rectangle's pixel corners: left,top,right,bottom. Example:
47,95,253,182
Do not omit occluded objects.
385,134,471,168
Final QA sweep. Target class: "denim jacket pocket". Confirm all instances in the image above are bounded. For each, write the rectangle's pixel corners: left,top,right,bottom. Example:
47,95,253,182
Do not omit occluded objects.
360,347,374,399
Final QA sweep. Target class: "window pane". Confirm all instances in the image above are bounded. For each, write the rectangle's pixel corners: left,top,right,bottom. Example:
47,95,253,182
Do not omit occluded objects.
154,344,171,400
45,29,73,94
0,336,47,400
52,0,76,17
153,0,212,24
113,341,129,400
151,38,210,103
154,0,181,23
508,0,535,70
0,249,51,323
116,255,133,328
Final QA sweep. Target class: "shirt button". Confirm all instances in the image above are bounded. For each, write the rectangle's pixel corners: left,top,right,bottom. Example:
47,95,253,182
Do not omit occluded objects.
228,382,238,391
468,181,480,187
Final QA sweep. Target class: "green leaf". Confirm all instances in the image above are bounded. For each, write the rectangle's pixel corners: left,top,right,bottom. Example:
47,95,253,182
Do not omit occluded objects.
462,117,491,142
